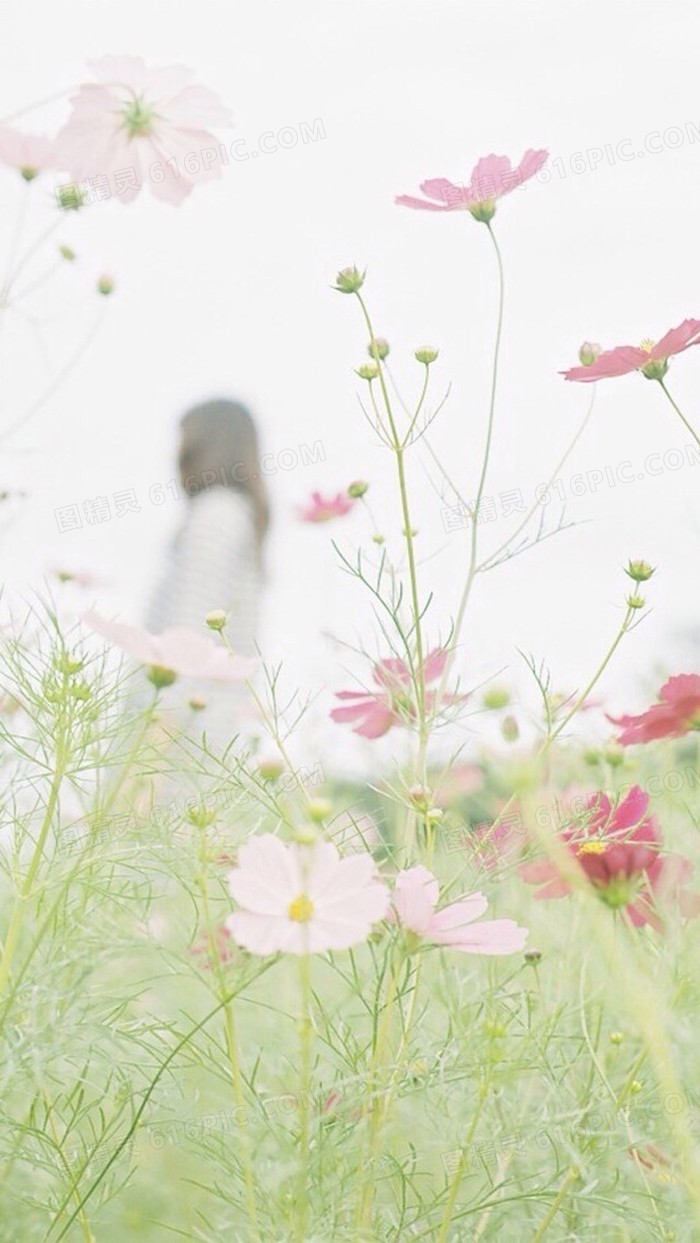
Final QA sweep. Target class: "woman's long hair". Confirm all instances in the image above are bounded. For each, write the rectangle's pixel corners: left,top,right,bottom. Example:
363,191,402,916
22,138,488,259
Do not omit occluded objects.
178,399,270,555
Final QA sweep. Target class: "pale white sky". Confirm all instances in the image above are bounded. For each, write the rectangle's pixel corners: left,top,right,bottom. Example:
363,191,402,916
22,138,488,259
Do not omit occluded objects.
1,0,698,765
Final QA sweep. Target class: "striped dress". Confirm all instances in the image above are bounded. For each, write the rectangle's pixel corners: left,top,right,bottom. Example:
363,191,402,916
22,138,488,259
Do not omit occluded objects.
146,488,261,745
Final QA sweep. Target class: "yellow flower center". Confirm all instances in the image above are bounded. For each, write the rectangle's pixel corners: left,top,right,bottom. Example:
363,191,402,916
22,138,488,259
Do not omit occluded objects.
288,894,314,922
578,841,608,855
640,338,655,353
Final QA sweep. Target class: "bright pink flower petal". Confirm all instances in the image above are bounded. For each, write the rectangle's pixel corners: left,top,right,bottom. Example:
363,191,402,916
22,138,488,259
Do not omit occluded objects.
421,648,448,684
562,346,649,382
651,319,700,359
660,674,700,704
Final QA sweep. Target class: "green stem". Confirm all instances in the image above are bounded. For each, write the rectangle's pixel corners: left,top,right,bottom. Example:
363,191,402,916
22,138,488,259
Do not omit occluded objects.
531,1167,579,1243
196,829,260,1240
657,377,700,450
295,951,313,1243
0,758,65,1006
355,293,426,721
356,948,405,1230
436,1082,489,1243
435,222,505,708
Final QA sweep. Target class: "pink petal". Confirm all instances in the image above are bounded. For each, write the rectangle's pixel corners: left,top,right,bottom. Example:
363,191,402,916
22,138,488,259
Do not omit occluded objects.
515,148,549,185
392,866,439,935
562,345,649,382
421,648,448,684
651,319,700,360
468,154,511,200
429,894,489,936
226,910,299,955
395,193,449,212
435,918,528,955
228,834,300,913
83,611,159,665
659,674,700,704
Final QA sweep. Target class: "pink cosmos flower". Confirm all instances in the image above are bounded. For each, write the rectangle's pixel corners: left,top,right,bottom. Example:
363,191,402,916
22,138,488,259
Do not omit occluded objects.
298,491,355,523
609,675,700,744
330,649,460,739
391,865,527,955
561,320,700,383
226,834,389,955
0,128,55,180
56,55,231,205
84,611,257,684
396,149,548,222
520,786,699,928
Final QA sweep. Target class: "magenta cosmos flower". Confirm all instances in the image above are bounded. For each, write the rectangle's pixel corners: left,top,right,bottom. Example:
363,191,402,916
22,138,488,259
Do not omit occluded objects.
396,149,548,223
331,649,460,739
520,786,699,928
0,128,55,180
609,675,700,745
391,865,527,954
562,319,700,383
298,491,355,523
226,834,389,955
56,55,231,205
84,611,257,685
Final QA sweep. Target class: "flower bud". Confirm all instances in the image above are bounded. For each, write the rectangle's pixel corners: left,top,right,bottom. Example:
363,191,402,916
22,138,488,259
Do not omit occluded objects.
524,948,542,964
371,533,385,545
257,758,284,782
482,686,510,710
414,346,439,365
626,594,645,610
609,1031,624,1045
368,337,389,361
603,745,624,768
188,695,207,711
347,480,369,499
629,1079,643,1095
59,244,76,262
56,183,84,212
294,824,319,845
425,807,444,826
625,559,655,583
205,610,228,632
356,363,379,381
97,275,115,296
407,784,432,812
147,664,177,689
578,341,601,367
306,797,333,823
335,266,365,294
186,804,217,829
501,714,519,743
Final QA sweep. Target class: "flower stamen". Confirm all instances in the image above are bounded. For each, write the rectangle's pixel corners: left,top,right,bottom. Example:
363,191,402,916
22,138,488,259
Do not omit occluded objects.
289,894,314,923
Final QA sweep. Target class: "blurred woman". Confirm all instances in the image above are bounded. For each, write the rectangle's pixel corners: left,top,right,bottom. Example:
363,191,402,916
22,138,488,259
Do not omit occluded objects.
147,399,269,742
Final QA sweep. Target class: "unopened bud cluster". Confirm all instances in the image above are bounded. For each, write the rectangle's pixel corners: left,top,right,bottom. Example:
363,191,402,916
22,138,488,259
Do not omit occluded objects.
335,266,365,294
